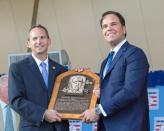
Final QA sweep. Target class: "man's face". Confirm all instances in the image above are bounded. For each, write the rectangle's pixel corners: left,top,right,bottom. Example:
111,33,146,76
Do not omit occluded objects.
70,76,86,90
27,27,51,57
101,14,126,47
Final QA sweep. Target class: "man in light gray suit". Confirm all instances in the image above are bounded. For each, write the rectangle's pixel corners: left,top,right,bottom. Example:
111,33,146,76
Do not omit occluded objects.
0,74,19,131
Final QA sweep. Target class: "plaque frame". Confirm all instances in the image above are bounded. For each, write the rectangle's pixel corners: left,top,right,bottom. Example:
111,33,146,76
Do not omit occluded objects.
48,70,100,120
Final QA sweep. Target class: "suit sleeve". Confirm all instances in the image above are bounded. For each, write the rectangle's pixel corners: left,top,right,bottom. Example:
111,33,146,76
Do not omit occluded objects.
101,48,149,116
8,63,45,126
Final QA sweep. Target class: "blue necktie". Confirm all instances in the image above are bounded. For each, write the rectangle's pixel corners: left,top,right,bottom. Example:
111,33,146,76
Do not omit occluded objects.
5,105,14,131
40,62,48,88
103,51,115,78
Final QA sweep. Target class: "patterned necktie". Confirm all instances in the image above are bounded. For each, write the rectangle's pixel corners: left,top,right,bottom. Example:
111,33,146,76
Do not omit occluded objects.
5,105,14,131
103,51,115,78
40,62,48,88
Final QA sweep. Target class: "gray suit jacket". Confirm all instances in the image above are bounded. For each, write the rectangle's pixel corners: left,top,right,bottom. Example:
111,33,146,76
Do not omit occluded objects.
0,100,19,131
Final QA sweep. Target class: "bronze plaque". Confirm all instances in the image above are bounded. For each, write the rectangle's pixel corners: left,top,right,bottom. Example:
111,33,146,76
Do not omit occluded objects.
48,70,100,120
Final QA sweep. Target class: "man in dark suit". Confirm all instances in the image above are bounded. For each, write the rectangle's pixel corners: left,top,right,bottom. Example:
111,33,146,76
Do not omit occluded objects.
8,25,69,131
81,11,150,131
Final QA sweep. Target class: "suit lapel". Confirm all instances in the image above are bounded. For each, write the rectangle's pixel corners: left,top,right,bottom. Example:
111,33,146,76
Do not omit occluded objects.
103,42,129,79
100,59,107,81
48,59,65,99
48,59,57,90
28,56,47,90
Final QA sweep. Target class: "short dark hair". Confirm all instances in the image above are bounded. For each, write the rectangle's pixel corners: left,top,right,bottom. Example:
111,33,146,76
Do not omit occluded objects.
100,11,126,28
29,24,50,39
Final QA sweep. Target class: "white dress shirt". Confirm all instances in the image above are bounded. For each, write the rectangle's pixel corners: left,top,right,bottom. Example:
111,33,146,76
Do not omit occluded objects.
32,54,49,73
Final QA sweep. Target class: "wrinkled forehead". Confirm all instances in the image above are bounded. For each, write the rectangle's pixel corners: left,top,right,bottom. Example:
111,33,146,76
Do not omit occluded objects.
30,27,47,35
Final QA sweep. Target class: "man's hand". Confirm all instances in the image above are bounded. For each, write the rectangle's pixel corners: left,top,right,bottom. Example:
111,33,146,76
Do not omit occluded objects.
93,88,100,98
81,108,99,123
44,109,62,123
74,67,90,72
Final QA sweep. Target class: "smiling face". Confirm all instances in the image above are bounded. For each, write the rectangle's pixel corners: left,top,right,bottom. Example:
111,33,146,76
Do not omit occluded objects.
27,27,51,59
101,14,126,48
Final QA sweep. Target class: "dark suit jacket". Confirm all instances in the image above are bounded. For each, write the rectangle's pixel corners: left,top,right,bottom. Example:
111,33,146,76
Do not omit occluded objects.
99,42,150,131
8,55,69,131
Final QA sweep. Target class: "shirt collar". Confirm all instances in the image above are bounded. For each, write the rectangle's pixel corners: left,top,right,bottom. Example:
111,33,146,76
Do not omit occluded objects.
32,54,48,67
111,39,126,55
0,99,7,109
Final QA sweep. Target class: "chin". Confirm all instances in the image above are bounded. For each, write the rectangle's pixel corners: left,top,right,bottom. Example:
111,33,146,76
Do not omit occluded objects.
106,39,114,43
36,49,46,54
106,36,115,42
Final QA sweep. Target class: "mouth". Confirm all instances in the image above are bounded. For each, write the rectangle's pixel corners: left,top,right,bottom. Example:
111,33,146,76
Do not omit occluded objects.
36,45,44,49
105,33,115,38
105,30,116,36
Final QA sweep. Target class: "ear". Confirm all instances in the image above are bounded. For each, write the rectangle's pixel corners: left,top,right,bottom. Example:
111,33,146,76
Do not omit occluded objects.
26,41,31,49
48,38,51,46
123,26,127,35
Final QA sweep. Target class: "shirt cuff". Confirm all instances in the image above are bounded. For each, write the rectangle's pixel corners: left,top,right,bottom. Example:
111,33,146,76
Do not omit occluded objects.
42,110,46,122
99,104,107,117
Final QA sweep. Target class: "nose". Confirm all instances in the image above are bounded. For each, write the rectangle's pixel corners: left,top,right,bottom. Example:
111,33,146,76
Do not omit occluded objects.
107,24,113,31
36,38,41,43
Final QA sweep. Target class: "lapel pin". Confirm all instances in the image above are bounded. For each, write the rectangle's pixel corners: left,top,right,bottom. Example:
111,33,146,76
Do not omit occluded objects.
52,66,56,69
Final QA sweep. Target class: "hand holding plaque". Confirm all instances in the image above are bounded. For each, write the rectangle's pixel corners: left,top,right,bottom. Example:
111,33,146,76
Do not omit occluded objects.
48,70,100,120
